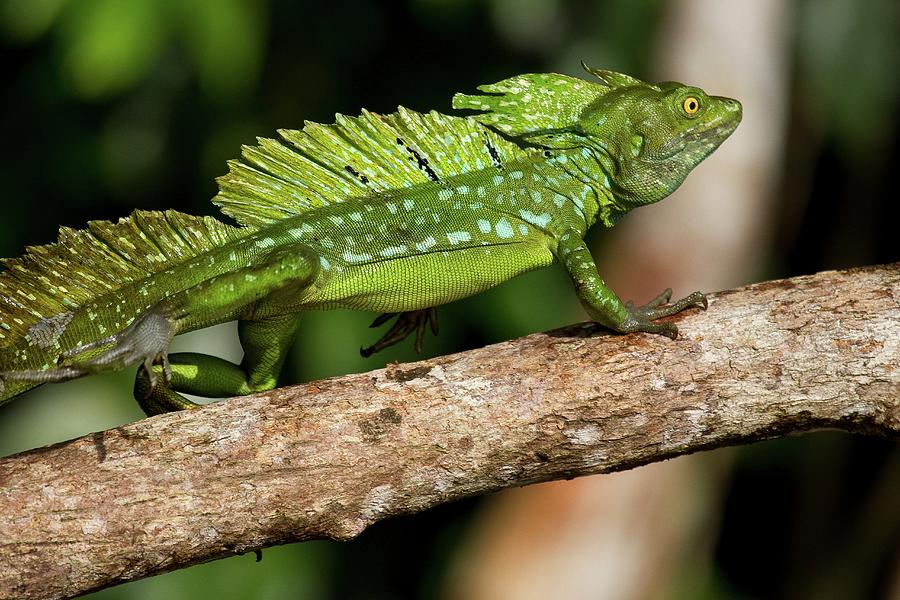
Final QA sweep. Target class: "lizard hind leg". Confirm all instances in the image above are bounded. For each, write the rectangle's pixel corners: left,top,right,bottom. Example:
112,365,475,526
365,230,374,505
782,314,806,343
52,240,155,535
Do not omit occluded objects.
131,243,318,415
134,313,302,416
0,309,175,388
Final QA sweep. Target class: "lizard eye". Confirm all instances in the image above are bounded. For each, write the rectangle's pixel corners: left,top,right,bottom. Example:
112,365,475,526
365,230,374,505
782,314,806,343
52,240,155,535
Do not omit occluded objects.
682,97,700,115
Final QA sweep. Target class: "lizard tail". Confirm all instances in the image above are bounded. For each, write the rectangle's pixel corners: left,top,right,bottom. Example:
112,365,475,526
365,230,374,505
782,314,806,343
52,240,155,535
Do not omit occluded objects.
0,210,245,405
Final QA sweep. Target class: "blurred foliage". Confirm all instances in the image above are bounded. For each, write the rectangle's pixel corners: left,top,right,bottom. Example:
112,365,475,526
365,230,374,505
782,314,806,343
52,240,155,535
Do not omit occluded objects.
1,0,265,101
0,0,897,598
796,0,900,162
781,0,898,272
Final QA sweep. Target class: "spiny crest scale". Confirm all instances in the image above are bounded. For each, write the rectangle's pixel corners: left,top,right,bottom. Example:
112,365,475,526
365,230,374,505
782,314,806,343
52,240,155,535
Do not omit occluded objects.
213,108,528,228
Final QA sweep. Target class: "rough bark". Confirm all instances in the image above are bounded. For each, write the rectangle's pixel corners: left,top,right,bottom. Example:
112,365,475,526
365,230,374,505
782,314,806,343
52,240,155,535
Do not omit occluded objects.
1,264,897,599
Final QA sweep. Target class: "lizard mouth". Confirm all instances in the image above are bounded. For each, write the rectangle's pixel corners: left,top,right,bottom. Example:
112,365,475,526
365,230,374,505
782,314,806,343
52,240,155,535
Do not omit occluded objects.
688,118,740,147
650,106,742,162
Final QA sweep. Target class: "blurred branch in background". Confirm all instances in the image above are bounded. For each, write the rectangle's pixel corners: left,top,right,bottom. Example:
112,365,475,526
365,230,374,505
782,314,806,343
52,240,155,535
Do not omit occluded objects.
2,265,897,600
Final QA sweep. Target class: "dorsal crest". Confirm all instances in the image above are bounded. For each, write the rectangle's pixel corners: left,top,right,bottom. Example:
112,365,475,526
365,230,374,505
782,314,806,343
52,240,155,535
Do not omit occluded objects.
213,108,530,227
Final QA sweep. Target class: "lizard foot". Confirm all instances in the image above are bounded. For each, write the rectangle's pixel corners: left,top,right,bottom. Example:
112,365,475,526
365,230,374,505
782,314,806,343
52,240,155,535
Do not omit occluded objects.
59,309,175,383
360,307,439,357
618,289,707,339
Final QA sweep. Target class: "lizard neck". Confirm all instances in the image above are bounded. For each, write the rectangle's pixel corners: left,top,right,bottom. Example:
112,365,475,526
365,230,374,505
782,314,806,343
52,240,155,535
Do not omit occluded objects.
550,147,624,230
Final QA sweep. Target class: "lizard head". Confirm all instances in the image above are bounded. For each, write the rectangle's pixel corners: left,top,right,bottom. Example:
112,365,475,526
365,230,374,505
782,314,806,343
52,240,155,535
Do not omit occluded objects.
453,63,742,207
576,64,742,205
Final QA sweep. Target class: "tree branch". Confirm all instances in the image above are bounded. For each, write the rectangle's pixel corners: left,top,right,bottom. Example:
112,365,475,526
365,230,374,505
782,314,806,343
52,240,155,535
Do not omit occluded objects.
1,264,898,599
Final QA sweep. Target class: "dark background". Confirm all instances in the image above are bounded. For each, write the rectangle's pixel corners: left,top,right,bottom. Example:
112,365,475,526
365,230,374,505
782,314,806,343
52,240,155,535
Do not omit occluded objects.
1,1,897,598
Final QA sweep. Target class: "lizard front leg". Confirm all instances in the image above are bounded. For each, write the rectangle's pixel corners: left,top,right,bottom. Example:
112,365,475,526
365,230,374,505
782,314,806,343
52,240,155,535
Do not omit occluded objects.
557,230,706,338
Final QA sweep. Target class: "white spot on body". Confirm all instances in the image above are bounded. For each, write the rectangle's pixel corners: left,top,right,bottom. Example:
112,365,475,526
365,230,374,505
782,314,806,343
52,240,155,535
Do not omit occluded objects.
477,219,492,234
446,231,472,244
438,189,453,201
255,238,275,249
342,251,373,263
495,218,514,239
415,236,437,252
380,245,408,257
519,210,552,228
288,226,308,238
26,311,74,349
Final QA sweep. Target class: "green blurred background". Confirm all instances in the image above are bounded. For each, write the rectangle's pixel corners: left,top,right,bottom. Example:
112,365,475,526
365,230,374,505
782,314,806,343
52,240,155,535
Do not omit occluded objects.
0,0,897,598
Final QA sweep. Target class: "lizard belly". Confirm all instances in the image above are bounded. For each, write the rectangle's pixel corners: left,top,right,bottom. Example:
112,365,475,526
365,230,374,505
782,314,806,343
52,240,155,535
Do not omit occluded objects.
300,242,555,313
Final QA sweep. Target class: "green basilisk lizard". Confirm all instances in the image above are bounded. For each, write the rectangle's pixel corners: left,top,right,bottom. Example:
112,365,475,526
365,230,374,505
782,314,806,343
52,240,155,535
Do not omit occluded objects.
0,63,741,415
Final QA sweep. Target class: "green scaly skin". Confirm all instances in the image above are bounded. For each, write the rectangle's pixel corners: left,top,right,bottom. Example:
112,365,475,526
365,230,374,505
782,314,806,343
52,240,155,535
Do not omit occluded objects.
0,64,742,415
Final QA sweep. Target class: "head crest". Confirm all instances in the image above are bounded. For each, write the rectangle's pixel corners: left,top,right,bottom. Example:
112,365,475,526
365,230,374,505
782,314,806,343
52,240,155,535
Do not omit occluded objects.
451,62,651,141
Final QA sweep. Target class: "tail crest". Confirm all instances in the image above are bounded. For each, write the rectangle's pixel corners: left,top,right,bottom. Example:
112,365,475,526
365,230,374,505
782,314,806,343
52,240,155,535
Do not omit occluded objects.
0,210,242,346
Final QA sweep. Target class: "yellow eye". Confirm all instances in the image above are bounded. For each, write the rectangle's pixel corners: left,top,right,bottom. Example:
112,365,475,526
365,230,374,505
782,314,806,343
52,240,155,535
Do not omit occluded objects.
682,97,700,115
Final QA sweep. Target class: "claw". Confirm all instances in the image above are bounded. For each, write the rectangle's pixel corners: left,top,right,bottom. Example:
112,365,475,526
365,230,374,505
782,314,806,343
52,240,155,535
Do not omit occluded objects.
368,312,397,328
618,289,706,338
361,307,439,357
646,288,673,308
161,353,173,383
141,351,173,388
